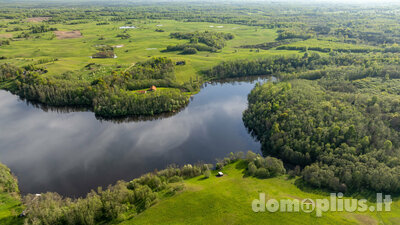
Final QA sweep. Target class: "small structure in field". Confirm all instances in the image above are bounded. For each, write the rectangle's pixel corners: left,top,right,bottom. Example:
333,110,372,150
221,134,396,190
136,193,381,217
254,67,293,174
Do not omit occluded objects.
19,210,26,218
149,85,157,91
119,26,136,29
176,61,186,66
137,90,147,94
217,172,224,177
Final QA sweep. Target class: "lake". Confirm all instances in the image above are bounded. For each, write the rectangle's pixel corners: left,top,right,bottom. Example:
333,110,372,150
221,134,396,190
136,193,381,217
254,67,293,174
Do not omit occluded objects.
0,77,271,197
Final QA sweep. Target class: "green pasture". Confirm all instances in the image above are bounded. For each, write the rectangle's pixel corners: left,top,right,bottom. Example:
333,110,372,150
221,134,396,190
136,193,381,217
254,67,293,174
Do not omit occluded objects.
0,19,298,84
0,193,22,225
120,161,400,225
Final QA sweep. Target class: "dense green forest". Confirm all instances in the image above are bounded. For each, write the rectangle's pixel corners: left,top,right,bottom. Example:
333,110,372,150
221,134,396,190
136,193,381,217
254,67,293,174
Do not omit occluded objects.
243,67,400,193
0,57,195,117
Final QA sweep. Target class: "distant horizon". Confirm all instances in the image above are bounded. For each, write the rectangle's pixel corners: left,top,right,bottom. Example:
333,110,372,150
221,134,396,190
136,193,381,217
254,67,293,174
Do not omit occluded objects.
0,0,399,4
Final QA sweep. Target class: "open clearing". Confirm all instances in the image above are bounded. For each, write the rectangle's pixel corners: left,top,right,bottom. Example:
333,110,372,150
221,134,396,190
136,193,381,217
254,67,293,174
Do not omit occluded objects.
351,215,377,225
0,34,12,38
54,30,82,39
26,17,51,22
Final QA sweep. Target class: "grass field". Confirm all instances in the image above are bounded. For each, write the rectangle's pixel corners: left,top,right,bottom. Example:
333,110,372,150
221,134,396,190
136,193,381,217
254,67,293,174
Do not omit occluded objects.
2,161,400,224
0,19,300,84
119,161,400,225
0,193,22,225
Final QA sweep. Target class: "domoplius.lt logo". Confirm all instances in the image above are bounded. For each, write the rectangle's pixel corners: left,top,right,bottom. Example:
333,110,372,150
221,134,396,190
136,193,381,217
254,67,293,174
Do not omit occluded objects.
252,193,392,217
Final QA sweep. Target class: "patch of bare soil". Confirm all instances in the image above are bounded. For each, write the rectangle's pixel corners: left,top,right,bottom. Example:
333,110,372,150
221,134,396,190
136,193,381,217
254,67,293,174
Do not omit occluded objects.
26,17,51,23
0,34,12,38
54,30,83,39
285,195,304,201
352,214,377,225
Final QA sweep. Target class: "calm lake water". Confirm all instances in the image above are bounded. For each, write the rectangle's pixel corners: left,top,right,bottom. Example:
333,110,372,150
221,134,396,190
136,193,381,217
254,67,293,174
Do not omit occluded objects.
0,77,270,197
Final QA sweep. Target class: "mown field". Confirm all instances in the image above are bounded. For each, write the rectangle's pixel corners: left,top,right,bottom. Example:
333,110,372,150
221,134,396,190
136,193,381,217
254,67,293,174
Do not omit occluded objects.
119,162,400,225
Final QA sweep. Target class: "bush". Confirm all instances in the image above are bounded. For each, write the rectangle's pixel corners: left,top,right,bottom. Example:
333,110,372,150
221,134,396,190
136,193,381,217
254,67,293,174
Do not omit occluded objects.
182,47,197,54
245,154,286,178
116,33,131,39
247,162,257,176
168,176,183,183
255,168,270,178
215,162,224,170
203,169,211,179
0,163,19,193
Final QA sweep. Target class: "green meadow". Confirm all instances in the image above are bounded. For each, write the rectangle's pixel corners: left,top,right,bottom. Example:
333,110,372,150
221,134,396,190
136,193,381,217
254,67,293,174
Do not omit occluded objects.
119,162,400,225
2,161,400,225
0,19,292,84
0,193,22,225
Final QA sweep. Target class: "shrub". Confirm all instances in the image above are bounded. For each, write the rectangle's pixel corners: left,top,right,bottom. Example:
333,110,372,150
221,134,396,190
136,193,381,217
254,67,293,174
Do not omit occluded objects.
215,162,224,170
182,47,197,54
116,33,131,39
204,169,211,179
255,168,270,178
248,162,257,176
245,154,286,178
0,163,18,193
167,176,181,183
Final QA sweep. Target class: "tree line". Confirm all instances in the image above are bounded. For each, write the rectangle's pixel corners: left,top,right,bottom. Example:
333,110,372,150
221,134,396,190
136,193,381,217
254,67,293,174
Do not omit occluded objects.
0,57,198,117
165,31,234,54
203,53,371,79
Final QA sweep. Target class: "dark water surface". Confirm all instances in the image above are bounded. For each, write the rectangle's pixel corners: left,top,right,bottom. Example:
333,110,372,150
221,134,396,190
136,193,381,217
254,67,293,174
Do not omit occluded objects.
0,77,270,197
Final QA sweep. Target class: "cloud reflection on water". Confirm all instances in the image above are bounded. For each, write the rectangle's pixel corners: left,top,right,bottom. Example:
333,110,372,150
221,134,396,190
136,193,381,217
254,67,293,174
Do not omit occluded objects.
0,80,262,197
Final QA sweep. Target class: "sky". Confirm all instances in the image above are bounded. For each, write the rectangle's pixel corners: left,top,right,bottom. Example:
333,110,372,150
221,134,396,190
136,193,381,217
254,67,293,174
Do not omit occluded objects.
3,0,399,3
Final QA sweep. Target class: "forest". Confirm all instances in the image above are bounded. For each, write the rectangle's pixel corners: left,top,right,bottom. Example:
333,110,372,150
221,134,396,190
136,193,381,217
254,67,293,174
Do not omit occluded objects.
0,57,195,117
243,63,400,193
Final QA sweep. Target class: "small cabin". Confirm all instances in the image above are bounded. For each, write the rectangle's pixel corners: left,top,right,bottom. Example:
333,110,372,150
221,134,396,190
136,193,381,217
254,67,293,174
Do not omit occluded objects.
149,85,157,91
217,172,224,177
137,90,147,94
